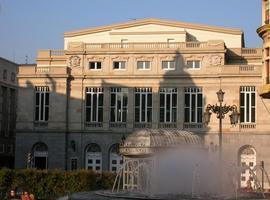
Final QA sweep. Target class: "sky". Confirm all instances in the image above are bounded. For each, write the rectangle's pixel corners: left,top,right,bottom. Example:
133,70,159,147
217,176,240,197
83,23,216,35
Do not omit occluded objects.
0,0,262,64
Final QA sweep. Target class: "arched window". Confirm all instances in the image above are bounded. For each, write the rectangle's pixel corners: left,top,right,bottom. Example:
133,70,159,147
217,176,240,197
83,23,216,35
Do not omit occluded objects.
32,142,48,170
239,145,256,188
109,144,122,172
85,143,102,171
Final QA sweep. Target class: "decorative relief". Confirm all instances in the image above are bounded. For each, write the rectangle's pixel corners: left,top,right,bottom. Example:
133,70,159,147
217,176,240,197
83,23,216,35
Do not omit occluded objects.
87,56,106,62
159,55,178,61
209,55,222,66
69,56,81,67
111,56,129,61
185,55,204,61
135,56,154,61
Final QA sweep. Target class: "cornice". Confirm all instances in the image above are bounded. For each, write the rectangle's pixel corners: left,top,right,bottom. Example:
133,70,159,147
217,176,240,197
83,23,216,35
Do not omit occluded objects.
64,18,243,37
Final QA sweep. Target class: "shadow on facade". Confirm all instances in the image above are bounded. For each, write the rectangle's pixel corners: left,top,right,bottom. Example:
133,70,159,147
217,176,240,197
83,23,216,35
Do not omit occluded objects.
16,50,213,171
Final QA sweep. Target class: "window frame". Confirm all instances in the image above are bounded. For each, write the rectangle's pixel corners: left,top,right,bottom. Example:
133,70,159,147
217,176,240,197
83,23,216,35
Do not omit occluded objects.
135,88,152,123
186,60,201,70
162,60,175,70
85,88,104,123
113,61,126,70
34,86,50,122
240,86,256,123
184,87,203,124
137,61,151,70
110,88,128,123
159,88,177,123
89,61,102,70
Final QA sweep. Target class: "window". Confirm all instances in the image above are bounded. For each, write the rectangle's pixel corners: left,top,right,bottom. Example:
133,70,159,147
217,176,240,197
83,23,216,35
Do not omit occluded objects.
85,144,102,171
110,88,128,122
160,88,177,123
137,61,151,70
187,60,201,69
135,88,152,123
113,61,126,70
89,62,101,70
11,72,16,82
109,144,122,172
3,70,7,80
162,61,175,70
71,158,78,170
240,86,256,123
35,86,50,121
85,88,103,122
184,88,203,123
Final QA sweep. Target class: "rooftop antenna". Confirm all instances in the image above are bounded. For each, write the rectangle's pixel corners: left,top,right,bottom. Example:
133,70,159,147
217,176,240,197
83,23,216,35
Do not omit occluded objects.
25,55,28,64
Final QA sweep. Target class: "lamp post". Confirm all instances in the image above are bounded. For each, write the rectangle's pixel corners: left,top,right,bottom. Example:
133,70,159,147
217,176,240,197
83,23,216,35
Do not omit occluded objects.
204,89,240,160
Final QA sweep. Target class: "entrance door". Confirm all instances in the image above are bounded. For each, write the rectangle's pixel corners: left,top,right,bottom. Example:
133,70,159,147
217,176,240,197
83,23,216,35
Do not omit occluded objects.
34,157,47,169
240,147,256,188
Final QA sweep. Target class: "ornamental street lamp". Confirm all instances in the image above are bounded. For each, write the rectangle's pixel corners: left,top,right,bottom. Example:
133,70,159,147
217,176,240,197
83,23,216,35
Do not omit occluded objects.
204,89,240,159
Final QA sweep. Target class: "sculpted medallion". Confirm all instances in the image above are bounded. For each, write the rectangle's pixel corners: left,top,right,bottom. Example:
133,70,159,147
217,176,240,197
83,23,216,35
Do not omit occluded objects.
69,56,81,67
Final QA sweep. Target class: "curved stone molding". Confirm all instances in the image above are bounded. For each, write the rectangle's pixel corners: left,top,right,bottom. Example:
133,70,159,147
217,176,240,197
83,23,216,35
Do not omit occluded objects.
135,55,154,61
111,56,130,61
87,56,106,62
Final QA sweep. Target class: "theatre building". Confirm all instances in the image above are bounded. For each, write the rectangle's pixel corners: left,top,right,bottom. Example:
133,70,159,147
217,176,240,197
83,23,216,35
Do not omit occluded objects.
15,4,270,188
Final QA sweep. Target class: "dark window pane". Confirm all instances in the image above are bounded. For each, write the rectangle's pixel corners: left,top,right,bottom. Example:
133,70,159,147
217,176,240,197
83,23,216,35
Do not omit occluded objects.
86,94,91,106
147,108,152,122
160,94,164,107
160,108,164,122
185,108,189,123
135,94,140,106
111,108,115,122
240,93,244,106
147,94,152,107
251,93,255,106
246,93,250,122
240,108,244,122
135,108,140,122
86,108,91,122
111,94,115,106
35,93,39,106
35,107,39,121
98,108,103,122
197,94,202,107
185,94,190,107
45,93,49,105
99,94,103,106
45,107,49,121
96,160,100,164
123,94,128,107
251,108,255,122
112,160,117,164
197,108,202,123
172,108,177,122
172,93,177,107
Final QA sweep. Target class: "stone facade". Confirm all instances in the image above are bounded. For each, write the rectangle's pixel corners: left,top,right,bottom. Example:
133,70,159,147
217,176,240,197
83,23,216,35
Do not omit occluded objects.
15,17,270,188
0,57,18,168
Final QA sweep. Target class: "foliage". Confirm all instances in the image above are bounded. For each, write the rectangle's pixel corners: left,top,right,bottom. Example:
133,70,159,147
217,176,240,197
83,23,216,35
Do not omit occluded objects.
0,169,116,199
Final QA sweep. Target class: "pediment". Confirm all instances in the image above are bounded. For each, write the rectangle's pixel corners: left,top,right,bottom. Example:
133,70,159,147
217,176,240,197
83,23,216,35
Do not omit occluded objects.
64,18,242,37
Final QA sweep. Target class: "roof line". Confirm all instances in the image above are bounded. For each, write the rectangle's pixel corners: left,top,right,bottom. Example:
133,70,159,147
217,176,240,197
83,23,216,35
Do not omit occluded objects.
64,18,243,37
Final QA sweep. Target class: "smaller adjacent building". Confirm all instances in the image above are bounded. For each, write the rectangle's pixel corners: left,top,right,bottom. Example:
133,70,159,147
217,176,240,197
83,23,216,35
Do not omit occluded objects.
0,57,18,168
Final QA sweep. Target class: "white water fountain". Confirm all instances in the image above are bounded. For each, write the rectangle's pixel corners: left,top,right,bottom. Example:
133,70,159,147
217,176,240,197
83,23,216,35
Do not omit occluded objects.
98,128,270,199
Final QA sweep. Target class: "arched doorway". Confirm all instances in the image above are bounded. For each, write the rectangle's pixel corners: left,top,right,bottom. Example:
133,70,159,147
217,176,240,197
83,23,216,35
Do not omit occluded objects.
109,144,122,172
32,142,48,169
239,145,256,188
85,143,102,171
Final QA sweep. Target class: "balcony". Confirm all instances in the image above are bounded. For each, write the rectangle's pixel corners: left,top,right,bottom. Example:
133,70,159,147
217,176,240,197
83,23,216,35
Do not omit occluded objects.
67,40,225,52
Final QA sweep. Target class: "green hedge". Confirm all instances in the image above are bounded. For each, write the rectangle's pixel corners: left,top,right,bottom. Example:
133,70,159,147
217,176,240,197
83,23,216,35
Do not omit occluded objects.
0,168,116,199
